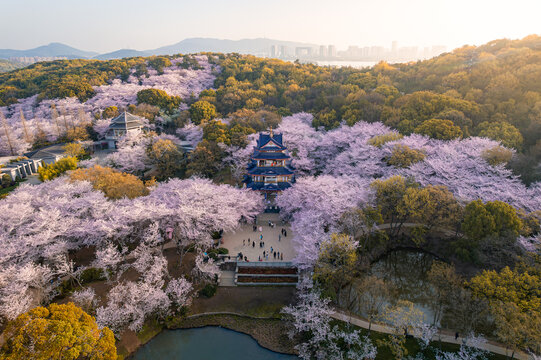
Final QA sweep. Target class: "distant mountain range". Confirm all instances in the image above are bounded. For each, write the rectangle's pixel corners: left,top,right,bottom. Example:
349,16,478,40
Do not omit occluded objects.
0,38,317,61
0,42,98,59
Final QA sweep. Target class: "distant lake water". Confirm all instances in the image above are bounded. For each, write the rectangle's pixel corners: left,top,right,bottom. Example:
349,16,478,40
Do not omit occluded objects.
133,326,298,360
314,60,378,68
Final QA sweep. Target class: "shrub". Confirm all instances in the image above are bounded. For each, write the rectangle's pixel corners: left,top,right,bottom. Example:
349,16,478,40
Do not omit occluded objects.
80,268,106,284
367,132,404,147
481,145,513,165
199,284,217,298
38,156,78,181
63,143,87,159
414,118,463,140
102,106,120,119
136,88,181,113
69,165,149,199
189,100,217,125
387,144,425,168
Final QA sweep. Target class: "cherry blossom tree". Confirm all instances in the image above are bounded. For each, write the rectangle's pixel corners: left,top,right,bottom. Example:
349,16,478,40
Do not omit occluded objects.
282,278,377,360
0,263,54,322
166,277,193,308
176,121,203,147
71,287,98,313
192,253,220,283
276,175,372,267
96,280,171,332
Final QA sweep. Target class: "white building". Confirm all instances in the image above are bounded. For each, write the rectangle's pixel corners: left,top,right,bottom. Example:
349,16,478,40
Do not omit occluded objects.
105,112,145,149
328,45,337,57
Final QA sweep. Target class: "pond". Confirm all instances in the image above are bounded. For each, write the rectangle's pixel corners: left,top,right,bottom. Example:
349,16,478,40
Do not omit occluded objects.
133,326,299,360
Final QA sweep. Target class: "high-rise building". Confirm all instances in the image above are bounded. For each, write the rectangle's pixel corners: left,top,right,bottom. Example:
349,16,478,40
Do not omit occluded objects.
328,45,336,57
391,41,398,56
280,45,288,58
270,45,277,58
319,45,327,58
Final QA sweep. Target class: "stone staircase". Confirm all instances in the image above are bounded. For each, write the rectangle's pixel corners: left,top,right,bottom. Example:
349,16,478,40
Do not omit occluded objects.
234,262,298,286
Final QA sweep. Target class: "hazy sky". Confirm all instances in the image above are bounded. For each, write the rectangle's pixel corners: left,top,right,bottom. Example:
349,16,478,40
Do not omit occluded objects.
1,0,540,53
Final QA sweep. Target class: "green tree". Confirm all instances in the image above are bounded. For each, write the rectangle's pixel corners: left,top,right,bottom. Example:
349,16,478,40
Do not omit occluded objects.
468,266,540,312
189,100,217,125
477,121,524,149
69,165,150,199
38,157,78,181
370,175,416,237
186,140,223,178
101,106,119,119
136,88,181,113
354,275,391,331
461,199,497,241
485,200,522,237
427,261,462,325
414,118,463,140
481,145,514,166
367,132,403,148
0,302,116,360
147,139,185,179
387,144,426,168
63,143,87,159
202,120,231,145
313,233,358,300
403,185,462,232
491,302,541,358
380,300,423,360
229,124,255,147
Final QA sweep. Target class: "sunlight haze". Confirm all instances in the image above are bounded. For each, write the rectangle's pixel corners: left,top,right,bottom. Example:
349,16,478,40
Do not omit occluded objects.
1,0,539,52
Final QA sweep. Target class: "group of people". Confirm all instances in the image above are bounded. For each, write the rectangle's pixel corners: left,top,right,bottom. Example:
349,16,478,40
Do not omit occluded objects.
240,221,288,262
259,248,283,261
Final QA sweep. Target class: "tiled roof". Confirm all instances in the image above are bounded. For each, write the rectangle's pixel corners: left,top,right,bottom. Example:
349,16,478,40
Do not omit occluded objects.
257,133,286,149
247,166,294,175
109,112,145,130
251,151,290,160
246,182,292,191
25,144,66,159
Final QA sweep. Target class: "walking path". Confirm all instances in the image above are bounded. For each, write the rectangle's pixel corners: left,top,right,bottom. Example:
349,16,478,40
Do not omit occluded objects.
331,309,532,360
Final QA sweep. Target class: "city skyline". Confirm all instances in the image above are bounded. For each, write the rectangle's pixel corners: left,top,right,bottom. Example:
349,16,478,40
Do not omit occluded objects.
269,40,447,62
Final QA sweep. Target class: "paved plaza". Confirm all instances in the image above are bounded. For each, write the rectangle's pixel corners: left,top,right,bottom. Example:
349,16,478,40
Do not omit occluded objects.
221,213,296,263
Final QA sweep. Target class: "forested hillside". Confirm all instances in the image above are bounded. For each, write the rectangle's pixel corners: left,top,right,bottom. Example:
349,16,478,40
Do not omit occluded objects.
1,35,540,183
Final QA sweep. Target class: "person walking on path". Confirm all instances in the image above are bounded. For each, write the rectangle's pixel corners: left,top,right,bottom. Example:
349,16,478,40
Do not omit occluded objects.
284,230,287,237
271,246,273,253
259,226,262,232
278,234,281,242
455,332,459,341
252,241,255,248
243,239,245,246
280,253,283,260
273,251,276,259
